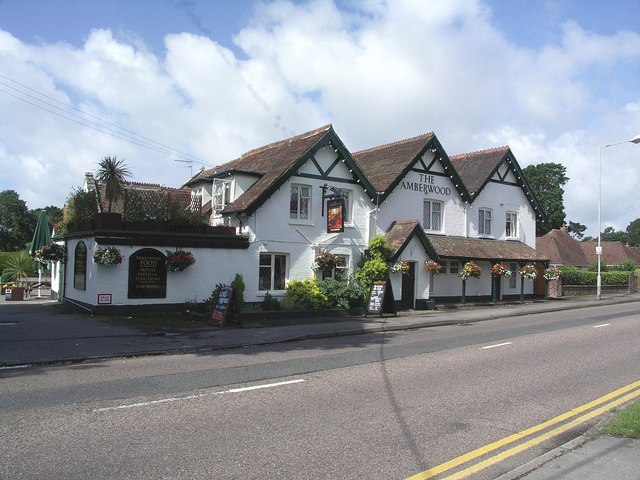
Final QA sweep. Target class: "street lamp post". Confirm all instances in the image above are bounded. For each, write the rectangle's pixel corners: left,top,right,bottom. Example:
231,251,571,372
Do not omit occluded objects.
597,134,640,300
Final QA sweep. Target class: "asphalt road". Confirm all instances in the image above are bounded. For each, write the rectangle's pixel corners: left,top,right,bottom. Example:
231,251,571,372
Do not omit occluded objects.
2,302,639,479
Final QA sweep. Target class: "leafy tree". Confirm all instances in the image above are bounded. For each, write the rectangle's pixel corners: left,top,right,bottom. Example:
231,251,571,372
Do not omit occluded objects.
567,221,587,240
0,190,35,251
601,226,628,243
32,206,63,230
625,218,640,246
95,156,131,213
522,163,568,236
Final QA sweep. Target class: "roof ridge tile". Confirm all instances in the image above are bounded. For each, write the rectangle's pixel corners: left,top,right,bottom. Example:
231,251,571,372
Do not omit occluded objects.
353,131,434,155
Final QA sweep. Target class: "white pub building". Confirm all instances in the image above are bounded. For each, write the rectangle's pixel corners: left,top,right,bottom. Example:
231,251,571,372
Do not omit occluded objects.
57,125,547,313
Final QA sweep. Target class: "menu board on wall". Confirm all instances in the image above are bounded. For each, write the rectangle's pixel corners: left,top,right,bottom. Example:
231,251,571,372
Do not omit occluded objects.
128,248,167,298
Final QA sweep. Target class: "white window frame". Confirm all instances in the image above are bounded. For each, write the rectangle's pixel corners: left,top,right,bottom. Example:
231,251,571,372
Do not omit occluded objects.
320,254,349,280
213,179,231,212
259,253,288,292
290,184,311,223
448,260,459,275
423,200,443,232
506,212,518,239
478,208,492,236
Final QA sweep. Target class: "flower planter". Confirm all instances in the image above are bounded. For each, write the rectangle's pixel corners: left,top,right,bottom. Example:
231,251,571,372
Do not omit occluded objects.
5,287,25,301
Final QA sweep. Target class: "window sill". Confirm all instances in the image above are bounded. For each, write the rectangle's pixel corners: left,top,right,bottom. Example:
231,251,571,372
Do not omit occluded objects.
289,220,314,226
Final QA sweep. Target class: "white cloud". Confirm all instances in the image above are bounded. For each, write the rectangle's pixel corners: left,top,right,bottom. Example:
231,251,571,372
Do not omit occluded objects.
0,0,639,237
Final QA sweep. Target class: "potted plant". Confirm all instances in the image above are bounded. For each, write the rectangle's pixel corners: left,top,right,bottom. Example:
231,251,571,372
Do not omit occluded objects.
93,246,123,266
425,260,443,274
166,250,195,272
3,252,35,300
491,263,512,277
458,261,481,304
520,264,537,280
391,261,410,275
34,243,66,263
312,250,338,272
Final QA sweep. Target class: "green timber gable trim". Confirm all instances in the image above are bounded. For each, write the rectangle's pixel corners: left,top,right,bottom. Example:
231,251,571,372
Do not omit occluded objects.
223,127,375,217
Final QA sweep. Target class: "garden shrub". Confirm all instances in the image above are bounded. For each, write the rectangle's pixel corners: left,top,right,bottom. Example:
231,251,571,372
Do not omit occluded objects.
318,277,365,309
559,266,630,285
261,292,281,310
231,273,245,310
355,257,389,293
285,278,328,310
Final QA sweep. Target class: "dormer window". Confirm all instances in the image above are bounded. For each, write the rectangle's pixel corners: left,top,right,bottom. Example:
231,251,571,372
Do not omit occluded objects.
213,179,231,211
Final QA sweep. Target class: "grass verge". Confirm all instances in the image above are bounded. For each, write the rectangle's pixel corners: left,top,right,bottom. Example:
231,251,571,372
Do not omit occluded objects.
601,398,640,439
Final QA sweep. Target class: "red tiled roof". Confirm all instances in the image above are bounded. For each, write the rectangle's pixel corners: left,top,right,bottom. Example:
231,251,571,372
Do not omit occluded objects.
352,132,435,193
536,227,589,267
580,241,640,266
427,235,548,262
449,146,510,196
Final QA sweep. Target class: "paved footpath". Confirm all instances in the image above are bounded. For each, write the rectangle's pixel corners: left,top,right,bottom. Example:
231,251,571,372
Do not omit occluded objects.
2,293,639,479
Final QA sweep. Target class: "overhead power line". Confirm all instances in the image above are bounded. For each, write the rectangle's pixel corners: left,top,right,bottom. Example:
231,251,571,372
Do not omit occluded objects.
0,73,214,167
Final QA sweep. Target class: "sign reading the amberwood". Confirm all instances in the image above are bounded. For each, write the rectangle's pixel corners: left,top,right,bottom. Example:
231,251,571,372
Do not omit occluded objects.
128,248,167,298
400,174,452,196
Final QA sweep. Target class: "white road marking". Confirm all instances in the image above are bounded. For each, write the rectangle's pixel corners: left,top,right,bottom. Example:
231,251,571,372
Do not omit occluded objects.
480,342,513,350
94,379,305,413
0,364,31,370
593,323,610,328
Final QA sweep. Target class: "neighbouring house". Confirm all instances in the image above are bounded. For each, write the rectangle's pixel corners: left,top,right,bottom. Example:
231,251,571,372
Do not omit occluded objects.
55,124,548,313
537,226,640,269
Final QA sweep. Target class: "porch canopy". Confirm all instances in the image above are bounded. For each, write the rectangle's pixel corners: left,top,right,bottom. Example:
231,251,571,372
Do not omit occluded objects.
426,235,548,264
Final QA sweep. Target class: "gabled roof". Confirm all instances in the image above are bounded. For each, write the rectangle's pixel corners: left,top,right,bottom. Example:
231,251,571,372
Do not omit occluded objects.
450,146,544,218
352,133,470,202
536,227,589,267
184,125,374,216
427,235,548,263
384,220,439,261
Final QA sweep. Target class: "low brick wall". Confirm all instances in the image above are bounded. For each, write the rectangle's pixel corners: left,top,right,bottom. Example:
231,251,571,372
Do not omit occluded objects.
562,285,628,297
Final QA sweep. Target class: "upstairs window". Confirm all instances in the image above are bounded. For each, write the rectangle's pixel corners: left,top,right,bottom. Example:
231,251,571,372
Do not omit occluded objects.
213,180,231,211
478,208,492,236
423,200,443,232
506,212,518,238
290,184,311,221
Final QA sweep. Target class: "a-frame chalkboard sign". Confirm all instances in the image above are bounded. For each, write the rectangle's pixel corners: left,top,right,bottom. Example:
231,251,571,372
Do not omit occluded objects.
366,279,396,317
210,286,241,328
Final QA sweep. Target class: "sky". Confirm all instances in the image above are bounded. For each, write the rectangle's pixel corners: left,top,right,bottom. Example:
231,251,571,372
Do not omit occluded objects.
1,0,639,237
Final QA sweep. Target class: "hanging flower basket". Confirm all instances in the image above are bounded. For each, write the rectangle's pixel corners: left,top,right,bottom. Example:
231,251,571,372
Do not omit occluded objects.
459,261,481,280
543,266,561,280
93,246,123,266
34,243,66,263
424,260,443,274
391,261,410,275
491,263,512,277
166,250,195,272
520,264,537,280
312,250,338,271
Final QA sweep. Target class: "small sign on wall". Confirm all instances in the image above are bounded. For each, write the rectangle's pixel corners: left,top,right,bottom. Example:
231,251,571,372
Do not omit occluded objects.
326,198,345,233
97,294,112,305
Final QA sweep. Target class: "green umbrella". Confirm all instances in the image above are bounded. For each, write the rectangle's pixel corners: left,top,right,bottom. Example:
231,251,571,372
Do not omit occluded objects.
29,211,52,256
28,211,52,298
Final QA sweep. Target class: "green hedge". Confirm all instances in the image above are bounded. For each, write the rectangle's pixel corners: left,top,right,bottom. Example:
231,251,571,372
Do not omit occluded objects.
559,267,631,285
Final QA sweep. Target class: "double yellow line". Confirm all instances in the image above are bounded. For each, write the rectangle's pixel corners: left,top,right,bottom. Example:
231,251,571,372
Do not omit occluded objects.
406,380,640,480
